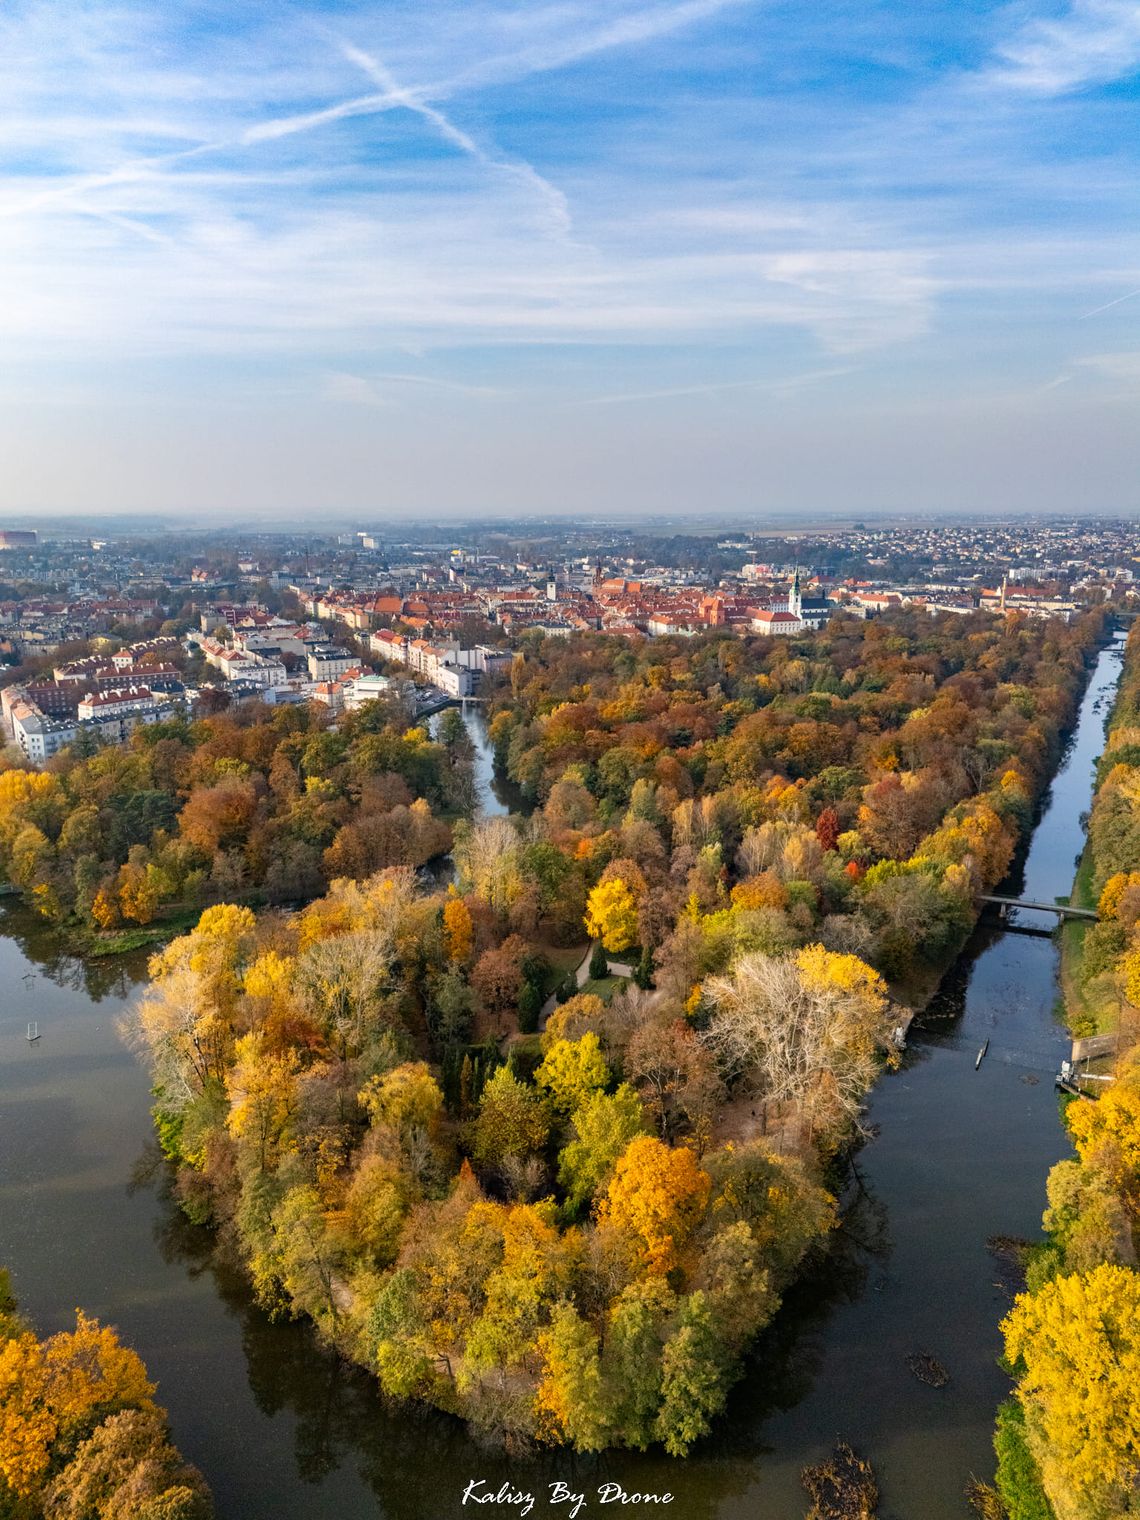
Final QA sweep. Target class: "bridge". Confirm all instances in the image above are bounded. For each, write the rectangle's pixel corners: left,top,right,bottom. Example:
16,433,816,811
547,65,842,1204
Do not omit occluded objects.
980,894,1098,922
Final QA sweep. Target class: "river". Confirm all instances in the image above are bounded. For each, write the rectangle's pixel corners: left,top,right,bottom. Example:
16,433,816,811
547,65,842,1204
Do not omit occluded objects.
0,639,1122,1520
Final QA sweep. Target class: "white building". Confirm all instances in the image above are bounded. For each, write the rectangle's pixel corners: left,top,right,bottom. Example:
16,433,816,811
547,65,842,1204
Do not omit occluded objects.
307,646,357,681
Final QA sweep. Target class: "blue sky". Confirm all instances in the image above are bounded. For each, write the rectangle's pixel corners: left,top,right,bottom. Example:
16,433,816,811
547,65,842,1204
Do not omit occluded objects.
0,0,1137,517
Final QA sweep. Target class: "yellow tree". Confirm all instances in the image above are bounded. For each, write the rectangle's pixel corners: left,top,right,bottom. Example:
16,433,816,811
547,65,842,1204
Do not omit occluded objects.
0,1313,156,1501
226,1032,300,1170
598,1135,711,1275
536,1033,609,1114
118,862,161,925
1066,1070,1140,1215
1003,1264,1140,1514
585,877,639,954
443,895,474,965
535,1304,607,1451
358,1062,444,1138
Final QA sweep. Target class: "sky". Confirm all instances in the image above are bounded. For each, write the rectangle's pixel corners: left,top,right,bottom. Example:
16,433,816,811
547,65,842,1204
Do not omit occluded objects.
0,0,1137,520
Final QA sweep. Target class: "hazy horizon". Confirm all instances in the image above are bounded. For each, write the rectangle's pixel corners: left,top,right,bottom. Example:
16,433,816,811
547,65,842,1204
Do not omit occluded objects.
1,0,1137,518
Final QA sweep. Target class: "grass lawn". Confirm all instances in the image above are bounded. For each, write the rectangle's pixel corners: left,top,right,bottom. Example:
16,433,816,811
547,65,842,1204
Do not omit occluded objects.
535,942,588,998
580,975,628,1003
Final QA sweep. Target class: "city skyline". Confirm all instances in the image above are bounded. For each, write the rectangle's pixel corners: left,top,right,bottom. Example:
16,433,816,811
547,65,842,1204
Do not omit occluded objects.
0,0,1137,516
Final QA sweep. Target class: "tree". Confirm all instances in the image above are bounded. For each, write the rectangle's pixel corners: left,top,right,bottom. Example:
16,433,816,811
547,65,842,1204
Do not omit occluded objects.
626,1020,722,1146
702,945,894,1147
604,1279,675,1449
42,1408,214,1520
518,980,542,1035
270,1186,343,1331
1002,1264,1140,1516
226,1033,299,1170
558,1084,647,1213
536,1034,609,1114
589,942,609,980
654,1291,731,1456
585,878,639,954
358,1062,444,1140
598,1136,711,1275
0,1313,157,1502
535,1305,607,1452
1065,1071,1140,1217
815,806,840,853
443,896,474,965
453,816,522,915
472,1066,551,1171
634,943,654,990
471,935,527,1026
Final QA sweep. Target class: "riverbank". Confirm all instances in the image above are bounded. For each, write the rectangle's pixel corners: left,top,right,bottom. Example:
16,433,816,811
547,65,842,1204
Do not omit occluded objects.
984,629,1140,1520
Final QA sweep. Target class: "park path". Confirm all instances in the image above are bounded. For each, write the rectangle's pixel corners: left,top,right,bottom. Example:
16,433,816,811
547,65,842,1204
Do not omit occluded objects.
537,941,636,1025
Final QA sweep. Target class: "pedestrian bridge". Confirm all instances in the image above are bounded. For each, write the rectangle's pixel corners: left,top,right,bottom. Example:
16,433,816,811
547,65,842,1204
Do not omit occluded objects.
980,894,1098,922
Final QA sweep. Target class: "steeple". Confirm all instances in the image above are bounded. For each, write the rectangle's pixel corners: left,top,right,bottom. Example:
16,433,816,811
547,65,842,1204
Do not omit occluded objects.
790,567,802,618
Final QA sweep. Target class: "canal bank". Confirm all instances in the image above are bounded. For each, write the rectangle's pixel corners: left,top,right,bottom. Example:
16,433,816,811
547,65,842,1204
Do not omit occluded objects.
0,639,1123,1520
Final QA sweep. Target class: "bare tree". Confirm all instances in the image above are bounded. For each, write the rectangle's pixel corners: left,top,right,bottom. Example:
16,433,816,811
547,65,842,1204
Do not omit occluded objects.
702,950,898,1148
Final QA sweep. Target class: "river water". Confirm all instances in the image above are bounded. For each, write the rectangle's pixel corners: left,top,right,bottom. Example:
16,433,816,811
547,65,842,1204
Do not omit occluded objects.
0,641,1122,1520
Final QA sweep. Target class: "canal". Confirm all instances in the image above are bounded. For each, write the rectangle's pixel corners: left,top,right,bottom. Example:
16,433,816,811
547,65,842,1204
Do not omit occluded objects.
0,639,1122,1520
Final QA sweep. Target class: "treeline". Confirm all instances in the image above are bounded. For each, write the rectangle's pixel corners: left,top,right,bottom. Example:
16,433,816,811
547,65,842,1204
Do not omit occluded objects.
0,1270,212,1519
989,625,1140,1520
0,699,468,929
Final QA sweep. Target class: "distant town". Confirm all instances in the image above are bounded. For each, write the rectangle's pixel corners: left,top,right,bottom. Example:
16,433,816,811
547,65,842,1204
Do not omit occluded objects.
1,515,1137,764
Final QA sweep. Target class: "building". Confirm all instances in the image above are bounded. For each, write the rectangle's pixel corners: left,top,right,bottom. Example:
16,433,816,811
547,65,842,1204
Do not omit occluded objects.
343,672,397,711
369,633,510,695
9,702,77,763
307,646,357,681
751,609,803,637
0,530,37,550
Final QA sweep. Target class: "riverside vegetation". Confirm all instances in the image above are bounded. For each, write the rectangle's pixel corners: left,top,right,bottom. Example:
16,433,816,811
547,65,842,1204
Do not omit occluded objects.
1,607,1107,1456
986,623,1140,1520
0,1269,213,1520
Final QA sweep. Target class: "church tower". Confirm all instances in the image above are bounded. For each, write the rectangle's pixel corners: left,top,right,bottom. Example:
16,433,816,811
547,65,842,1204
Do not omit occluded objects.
790,567,802,618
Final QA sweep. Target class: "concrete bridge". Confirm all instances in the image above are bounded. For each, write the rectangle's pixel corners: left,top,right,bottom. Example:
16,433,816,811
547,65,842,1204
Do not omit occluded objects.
980,894,1098,922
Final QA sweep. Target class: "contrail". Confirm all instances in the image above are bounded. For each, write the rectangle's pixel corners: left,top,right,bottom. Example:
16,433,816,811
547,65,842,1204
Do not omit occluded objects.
1080,288,1140,319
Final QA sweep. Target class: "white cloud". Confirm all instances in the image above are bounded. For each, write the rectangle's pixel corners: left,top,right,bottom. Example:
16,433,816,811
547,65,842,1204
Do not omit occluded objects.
984,0,1140,95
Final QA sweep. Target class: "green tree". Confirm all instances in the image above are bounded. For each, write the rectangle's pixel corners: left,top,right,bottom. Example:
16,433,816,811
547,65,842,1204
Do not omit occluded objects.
472,1067,551,1171
603,1279,674,1450
654,1291,731,1457
535,1305,608,1452
558,1084,646,1213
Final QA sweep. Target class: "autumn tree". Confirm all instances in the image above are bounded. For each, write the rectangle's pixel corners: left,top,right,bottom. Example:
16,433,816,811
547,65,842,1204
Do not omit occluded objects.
0,1312,158,1503
626,1020,722,1146
1002,1264,1140,1517
585,878,639,954
702,945,895,1147
536,1034,609,1115
41,1408,214,1520
598,1136,711,1275
535,1305,607,1451
443,895,475,965
471,935,527,1028
558,1084,647,1213
472,1066,551,1172
654,1291,731,1457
